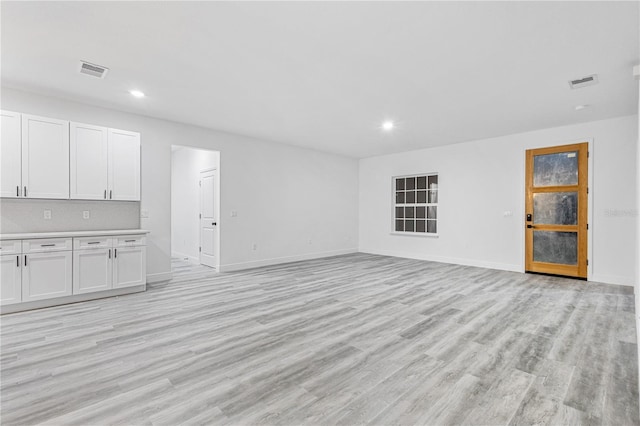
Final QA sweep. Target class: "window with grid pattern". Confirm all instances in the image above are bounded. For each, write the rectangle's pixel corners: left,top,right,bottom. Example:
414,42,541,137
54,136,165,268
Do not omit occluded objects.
394,174,438,234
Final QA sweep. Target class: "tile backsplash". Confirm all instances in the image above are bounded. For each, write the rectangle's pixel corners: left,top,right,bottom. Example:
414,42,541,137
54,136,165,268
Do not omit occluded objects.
0,199,140,233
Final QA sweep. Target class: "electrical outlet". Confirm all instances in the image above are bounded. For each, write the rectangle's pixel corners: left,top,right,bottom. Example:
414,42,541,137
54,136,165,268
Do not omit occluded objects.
43,210,52,220
252,243,257,251
141,210,149,218
82,211,90,219
231,210,238,217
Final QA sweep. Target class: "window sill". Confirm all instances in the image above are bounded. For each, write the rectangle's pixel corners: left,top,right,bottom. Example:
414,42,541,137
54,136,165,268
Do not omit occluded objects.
390,232,439,238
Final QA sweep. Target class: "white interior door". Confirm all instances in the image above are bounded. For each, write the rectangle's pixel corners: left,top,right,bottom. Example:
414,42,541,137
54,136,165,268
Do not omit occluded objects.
199,169,217,268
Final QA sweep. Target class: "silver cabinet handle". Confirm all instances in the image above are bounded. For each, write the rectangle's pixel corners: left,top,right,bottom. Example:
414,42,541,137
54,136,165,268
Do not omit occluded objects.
125,239,136,242
110,190,113,199
16,186,19,197
40,244,56,247
24,186,27,197
16,255,19,267
87,241,101,245
114,249,117,258
108,249,111,259
24,255,27,266
104,190,107,199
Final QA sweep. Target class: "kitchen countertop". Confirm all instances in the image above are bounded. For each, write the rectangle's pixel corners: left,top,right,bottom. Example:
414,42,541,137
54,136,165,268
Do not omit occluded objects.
0,229,149,240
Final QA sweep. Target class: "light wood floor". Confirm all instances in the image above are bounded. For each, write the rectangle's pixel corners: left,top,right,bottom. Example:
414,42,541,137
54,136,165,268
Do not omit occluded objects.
1,253,638,425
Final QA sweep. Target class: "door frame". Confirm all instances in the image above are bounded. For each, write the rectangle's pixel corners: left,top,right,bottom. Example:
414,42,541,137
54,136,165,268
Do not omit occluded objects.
520,138,593,279
199,167,219,269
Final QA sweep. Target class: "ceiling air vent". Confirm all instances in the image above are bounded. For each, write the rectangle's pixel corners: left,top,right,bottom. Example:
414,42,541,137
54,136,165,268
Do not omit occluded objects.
79,61,109,79
568,74,598,89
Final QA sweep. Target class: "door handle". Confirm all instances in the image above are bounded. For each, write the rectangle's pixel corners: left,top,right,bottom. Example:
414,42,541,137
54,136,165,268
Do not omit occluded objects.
212,222,217,226
527,224,535,229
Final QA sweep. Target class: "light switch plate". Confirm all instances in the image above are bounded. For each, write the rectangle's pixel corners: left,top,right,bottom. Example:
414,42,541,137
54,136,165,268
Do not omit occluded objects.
43,210,52,220
83,211,90,219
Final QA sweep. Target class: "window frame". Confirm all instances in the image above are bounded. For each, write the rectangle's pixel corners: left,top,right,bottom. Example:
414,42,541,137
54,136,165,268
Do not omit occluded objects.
391,173,439,237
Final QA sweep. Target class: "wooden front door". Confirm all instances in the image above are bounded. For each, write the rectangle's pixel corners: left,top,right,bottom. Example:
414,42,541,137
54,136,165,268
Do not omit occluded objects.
525,143,588,279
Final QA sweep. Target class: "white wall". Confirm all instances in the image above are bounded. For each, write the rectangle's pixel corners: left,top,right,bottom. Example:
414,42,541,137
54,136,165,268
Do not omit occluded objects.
171,147,219,263
2,87,359,281
359,115,638,286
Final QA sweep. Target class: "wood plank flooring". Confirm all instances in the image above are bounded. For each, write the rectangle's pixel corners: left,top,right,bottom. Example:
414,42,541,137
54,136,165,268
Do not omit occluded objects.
1,253,637,425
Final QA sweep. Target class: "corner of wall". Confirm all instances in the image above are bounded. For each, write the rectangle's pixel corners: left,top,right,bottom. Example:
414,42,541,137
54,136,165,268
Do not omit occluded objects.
635,64,640,414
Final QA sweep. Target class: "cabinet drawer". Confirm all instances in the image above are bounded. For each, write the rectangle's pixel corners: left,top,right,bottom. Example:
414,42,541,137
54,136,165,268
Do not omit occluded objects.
22,238,72,253
115,235,145,247
74,237,112,250
0,240,21,255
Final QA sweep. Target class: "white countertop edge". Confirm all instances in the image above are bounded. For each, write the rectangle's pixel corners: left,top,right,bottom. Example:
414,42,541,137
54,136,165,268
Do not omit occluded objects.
0,229,149,240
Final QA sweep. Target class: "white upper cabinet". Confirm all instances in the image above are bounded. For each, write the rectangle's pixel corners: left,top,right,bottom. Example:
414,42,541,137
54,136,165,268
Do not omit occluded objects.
1,112,140,201
70,122,108,200
1,111,22,198
22,114,69,199
108,128,140,201
70,124,140,201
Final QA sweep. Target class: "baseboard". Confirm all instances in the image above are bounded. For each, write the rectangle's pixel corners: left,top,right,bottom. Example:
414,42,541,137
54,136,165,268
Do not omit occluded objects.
171,251,199,264
589,273,634,287
218,248,358,272
1,285,146,315
147,271,173,283
359,247,522,273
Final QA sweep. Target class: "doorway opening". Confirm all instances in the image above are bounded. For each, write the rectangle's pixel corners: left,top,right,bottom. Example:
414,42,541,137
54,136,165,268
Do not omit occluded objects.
525,142,588,279
171,145,220,273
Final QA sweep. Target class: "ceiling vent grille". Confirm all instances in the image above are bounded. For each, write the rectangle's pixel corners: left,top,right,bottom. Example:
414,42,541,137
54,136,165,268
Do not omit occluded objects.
569,74,598,89
79,61,109,79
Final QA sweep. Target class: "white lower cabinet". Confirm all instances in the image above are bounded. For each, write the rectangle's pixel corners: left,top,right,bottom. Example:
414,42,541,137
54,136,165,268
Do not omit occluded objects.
1,254,22,305
22,251,73,302
113,246,146,289
0,231,147,312
73,235,146,294
73,248,113,294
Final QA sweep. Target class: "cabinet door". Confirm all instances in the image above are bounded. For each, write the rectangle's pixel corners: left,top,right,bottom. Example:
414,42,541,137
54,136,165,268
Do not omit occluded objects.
1,255,22,305
1,111,22,198
113,246,146,288
70,122,108,200
73,248,113,294
22,251,72,302
22,114,70,199
108,128,140,201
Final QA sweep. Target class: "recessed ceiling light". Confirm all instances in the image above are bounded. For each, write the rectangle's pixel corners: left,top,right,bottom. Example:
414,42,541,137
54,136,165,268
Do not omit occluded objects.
382,121,394,131
129,90,145,98
574,104,589,111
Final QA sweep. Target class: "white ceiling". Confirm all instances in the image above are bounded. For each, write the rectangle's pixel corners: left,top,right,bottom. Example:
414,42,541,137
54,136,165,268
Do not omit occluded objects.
2,1,638,158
